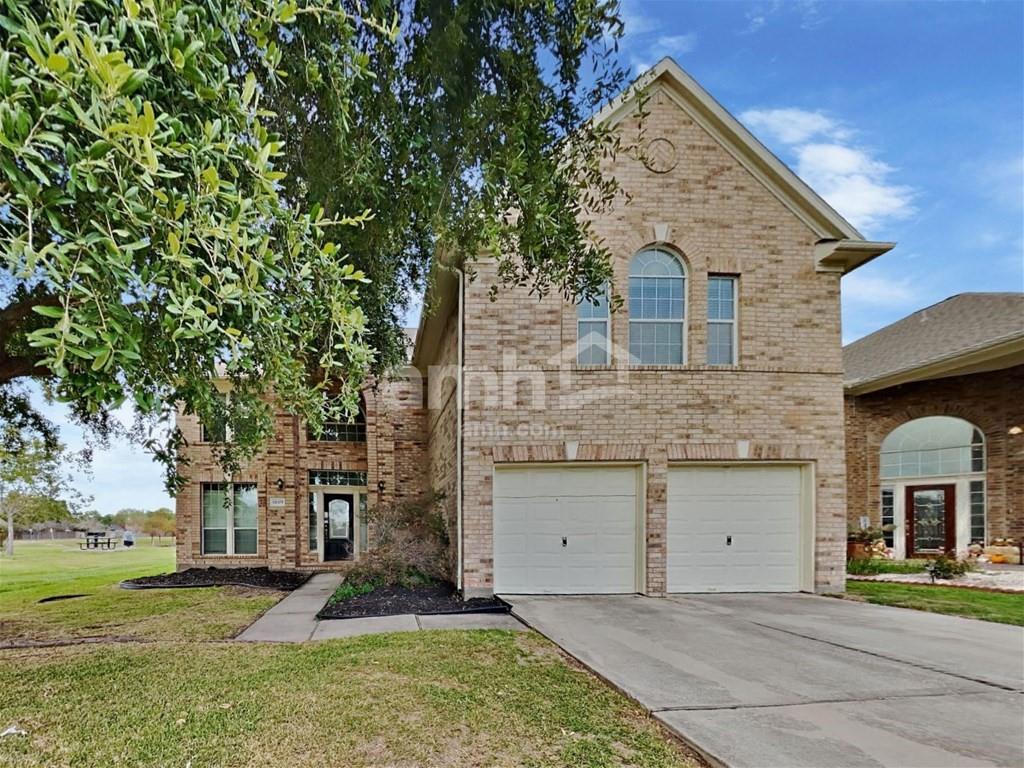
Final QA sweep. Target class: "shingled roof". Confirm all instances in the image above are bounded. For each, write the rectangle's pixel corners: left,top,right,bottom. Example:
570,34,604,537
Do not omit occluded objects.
843,293,1024,394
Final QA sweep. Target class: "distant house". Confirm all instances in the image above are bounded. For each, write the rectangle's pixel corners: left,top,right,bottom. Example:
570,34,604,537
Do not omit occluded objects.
844,293,1024,558
175,58,898,596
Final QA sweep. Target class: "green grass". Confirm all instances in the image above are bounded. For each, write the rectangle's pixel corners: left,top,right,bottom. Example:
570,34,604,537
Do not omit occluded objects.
846,558,929,575
0,632,693,768
0,540,280,643
846,581,1024,626
0,541,694,767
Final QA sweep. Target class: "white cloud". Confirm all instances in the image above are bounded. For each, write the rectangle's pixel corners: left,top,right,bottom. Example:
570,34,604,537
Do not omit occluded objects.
740,108,847,145
841,272,915,306
656,33,697,56
739,107,916,234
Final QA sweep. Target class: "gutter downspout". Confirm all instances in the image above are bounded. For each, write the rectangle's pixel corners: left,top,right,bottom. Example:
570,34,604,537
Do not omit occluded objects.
455,267,465,593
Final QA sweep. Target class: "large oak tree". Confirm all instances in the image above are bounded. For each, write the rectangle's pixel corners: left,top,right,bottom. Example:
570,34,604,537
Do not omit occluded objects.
1,0,632,490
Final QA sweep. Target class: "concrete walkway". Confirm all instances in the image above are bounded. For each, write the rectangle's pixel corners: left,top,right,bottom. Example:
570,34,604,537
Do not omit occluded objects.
508,593,1024,768
237,573,523,642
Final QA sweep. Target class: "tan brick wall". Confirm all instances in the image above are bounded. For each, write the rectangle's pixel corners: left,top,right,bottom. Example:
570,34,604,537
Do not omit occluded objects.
175,377,427,572
451,90,849,595
845,364,1024,542
426,312,460,578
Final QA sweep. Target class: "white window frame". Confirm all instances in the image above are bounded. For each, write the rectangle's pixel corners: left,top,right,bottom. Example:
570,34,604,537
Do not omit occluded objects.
201,482,258,556
707,275,738,366
576,283,611,366
628,248,688,365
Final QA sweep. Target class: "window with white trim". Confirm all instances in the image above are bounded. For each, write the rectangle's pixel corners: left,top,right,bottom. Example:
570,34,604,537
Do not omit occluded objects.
201,483,258,555
577,283,610,365
880,416,985,478
707,275,737,365
628,248,686,364
969,480,986,544
880,488,895,548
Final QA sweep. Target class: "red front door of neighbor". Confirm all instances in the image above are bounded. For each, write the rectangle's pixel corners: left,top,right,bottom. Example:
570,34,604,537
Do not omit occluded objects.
905,484,956,557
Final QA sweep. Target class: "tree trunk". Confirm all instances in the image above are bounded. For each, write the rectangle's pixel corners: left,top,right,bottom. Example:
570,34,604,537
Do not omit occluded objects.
5,507,13,557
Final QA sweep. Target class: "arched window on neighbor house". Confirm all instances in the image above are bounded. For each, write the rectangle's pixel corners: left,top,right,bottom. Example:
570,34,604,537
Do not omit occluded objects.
879,416,987,553
628,248,686,364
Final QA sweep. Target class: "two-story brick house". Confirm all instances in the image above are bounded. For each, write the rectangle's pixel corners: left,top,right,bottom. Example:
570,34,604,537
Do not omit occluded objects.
176,58,894,596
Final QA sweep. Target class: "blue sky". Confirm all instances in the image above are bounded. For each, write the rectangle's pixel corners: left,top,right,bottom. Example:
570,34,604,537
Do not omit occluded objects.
36,0,1024,515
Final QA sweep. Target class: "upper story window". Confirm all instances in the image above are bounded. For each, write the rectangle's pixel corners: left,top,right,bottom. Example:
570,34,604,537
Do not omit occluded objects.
629,248,686,364
577,283,610,365
200,392,228,443
308,399,367,443
880,416,985,479
707,275,737,366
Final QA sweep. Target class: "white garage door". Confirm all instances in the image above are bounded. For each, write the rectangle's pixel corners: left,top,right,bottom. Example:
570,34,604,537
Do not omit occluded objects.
493,465,638,594
668,465,805,593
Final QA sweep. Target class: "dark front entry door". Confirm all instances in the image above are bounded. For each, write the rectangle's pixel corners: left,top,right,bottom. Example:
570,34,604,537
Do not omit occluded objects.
906,484,956,557
323,493,354,561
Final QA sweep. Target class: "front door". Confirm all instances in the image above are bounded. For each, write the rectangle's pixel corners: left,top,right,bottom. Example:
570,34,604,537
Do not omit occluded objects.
323,493,354,561
906,484,956,557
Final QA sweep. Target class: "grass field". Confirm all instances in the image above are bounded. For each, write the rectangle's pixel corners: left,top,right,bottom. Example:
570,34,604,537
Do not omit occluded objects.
846,580,1024,626
0,539,280,643
0,540,694,767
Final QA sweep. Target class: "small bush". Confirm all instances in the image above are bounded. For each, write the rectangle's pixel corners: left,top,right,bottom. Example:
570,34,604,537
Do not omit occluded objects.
847,559,929,575
926,554,973,581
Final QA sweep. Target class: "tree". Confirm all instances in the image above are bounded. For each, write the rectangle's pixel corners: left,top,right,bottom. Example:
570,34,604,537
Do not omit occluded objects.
2,0,631,486
0,432,79,555
142,507,175,542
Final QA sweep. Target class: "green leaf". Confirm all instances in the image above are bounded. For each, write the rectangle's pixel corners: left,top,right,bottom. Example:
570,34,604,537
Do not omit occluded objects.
46,53,69,75
32,305,65,319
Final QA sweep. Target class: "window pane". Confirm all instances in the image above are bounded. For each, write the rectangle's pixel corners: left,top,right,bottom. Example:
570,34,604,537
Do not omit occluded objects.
308,494,318,552
630,277,684,320
881,488,895,548
233,484,258,529
359,495,368,554
234,529,257,555
308,470,368,487
577,285,609,320
707,322,734,365
630,322,682,364
202,484,228,529
708,277,735,320
577,321,609,365
881,417,985,479
970,480,985,543
203,529,227,554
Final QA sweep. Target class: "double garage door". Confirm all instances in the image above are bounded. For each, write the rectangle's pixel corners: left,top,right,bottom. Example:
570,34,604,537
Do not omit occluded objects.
493,464,806,594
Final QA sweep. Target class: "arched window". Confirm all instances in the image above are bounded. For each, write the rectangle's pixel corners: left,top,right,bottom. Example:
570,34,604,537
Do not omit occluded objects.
628,248,686,364
880,416,984,479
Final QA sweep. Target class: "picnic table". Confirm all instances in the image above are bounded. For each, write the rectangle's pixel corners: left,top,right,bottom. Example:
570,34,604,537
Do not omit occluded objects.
80,532,118,550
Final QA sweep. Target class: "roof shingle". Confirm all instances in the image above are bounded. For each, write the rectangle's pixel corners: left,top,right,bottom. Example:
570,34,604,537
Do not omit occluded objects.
843,293,1024,388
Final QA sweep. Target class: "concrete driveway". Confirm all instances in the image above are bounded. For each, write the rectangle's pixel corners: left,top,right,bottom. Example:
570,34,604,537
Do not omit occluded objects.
507,593,1024,768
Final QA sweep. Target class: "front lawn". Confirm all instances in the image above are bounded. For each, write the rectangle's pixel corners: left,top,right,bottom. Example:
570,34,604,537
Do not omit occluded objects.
0,631,694,768
0,540,280,643
845,581,1024,626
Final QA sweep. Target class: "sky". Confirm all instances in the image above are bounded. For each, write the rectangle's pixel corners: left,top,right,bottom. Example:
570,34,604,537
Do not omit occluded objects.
31,0,1024,516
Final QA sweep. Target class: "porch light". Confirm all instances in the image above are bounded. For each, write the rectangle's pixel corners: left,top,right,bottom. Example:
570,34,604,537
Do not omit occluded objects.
1010,426,1023,436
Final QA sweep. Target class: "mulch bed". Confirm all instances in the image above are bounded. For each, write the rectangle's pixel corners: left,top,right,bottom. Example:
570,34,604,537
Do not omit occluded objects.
120,567,310,591
318,582,508,620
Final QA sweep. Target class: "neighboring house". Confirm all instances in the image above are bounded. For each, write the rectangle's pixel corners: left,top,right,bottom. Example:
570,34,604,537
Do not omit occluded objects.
176,57,895,596
844,293,1024,559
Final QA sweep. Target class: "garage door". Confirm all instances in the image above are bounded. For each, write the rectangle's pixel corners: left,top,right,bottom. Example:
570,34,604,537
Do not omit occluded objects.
493,465,639,594
668,465,805,593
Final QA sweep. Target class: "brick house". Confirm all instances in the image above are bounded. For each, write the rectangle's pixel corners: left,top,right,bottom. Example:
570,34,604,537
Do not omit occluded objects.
176,58,895,596
844,293,1024,558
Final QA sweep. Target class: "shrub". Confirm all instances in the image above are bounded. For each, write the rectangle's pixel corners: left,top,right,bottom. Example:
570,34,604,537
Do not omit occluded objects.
847,559,929,575
926,554,973,581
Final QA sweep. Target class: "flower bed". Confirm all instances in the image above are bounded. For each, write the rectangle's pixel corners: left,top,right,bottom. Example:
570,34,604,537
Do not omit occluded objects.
318,581,507,620
121,567,309,591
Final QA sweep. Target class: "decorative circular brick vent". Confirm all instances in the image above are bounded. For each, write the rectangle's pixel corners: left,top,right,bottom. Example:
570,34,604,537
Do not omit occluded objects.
642,137,678,174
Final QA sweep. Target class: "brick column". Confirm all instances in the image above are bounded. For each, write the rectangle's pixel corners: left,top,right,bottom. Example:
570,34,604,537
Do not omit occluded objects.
645,448,668,596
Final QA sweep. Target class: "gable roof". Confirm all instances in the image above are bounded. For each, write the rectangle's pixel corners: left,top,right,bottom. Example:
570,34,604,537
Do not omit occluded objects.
594,58,895,272
412,57,898,368
843,293,1024,395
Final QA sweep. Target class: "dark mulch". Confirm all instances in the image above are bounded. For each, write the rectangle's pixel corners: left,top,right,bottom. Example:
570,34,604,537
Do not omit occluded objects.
318,582,508,620
120,567,310,591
